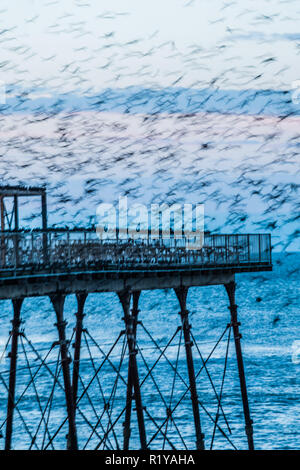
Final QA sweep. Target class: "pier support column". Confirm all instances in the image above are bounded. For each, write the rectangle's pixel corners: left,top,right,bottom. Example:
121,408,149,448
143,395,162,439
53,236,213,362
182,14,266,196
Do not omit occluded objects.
225,281,254,450
72,293,87,410
50,294,78,450
175,286,205,450
5,298,24,450
119,290,147,450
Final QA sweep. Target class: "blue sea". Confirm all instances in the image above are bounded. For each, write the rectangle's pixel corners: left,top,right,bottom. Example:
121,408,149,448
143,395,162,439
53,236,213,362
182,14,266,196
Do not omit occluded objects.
0,252,298,450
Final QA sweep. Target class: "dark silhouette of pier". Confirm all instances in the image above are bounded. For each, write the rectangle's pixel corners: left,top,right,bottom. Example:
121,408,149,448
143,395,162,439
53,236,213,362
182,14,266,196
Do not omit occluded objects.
0,186,272,450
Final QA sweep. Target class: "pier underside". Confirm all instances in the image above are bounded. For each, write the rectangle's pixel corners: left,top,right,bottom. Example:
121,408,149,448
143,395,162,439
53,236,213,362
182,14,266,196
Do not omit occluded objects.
0,263,271,299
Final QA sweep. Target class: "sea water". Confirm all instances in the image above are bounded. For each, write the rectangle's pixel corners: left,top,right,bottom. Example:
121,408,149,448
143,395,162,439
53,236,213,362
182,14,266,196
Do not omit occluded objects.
0,252,298,450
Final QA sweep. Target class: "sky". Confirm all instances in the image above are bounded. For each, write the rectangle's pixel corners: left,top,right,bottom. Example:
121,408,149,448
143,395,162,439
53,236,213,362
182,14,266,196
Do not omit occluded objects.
0,0,299,250
1,0,300,93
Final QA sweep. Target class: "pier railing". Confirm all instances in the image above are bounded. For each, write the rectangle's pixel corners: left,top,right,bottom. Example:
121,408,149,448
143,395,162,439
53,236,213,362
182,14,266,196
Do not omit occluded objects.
0,230,271,274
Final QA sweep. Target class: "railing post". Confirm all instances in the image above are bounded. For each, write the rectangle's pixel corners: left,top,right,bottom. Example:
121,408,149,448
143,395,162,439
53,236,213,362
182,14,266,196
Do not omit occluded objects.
225,281,254,450
13,196,19,231
119,290,147,450
174,286,205,450
5,298,24,450
30,232,34,264
247,234,250,263
48,232,51,266
13,233,19,270
1,231,5,268
84,232,87,267
50,294,78,450
42,229,49,265
67,231,71,265
41,191,48,264
1,196,5,267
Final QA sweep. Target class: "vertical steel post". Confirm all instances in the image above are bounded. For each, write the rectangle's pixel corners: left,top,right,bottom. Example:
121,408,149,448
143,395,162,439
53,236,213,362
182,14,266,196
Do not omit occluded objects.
13,195,19,231
0,196,4,231
247,234,250,263
72,293,87,410
122,291,141,450
225,281,254,450
13,196,19,268
175,286,205,450
51,294,78,450
119,290,147,450
41,191,48,264
0,196,4,267
5,298,23,450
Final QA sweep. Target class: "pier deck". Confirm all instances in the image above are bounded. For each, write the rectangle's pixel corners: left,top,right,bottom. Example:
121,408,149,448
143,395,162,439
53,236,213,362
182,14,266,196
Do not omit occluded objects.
0,231,271,298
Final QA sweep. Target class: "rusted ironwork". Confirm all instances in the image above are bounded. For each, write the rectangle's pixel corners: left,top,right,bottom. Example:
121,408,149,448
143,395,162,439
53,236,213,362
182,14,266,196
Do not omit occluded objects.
5,298,24,450
51,294,78,450
175,287,205,450
0,230,271,273
0,281,262,450
119,290,147,450
72,293,87,409
225,281,254,450
123,291,141,450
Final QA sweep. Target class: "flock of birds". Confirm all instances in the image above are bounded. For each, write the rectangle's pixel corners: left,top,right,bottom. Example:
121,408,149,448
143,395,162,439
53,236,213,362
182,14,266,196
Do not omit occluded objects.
0,0,298,262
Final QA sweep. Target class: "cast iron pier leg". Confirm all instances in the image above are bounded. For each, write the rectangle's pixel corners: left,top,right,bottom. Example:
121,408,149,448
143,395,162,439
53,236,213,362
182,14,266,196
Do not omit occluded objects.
225,281,254,450
122,291,140,450
51,294,78,450
72,293,87,412
175,286,205,450
119,290,147,450
5,298,23,450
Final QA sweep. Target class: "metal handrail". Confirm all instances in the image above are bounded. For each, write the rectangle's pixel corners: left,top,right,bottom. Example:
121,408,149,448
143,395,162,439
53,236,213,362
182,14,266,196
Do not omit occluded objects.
0,231,272,273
